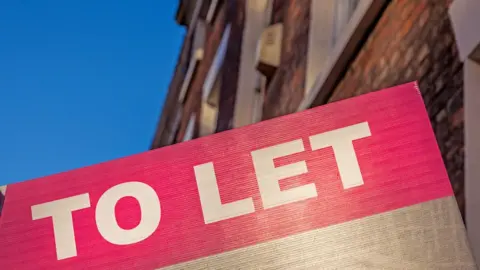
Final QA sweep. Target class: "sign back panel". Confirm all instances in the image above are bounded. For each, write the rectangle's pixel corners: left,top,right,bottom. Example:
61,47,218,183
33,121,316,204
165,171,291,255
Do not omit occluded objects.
0,82,475,269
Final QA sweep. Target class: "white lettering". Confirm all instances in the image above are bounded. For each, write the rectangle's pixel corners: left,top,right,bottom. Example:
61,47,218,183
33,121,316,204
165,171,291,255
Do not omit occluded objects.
309,122,371,189
31,193,91,260
251,139,316,209
194,162,255,224
95,181,161,245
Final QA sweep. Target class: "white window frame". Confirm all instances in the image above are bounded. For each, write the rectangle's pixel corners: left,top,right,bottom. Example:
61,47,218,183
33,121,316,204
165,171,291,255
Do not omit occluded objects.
199,24,231,137
182,113,197,142
203,24,231,101
300,0,385,110
168,107,183,144
305,1,336,95
178,49,203,103
233,0,273,128
331,0,360,49
179,20,207,103
206,0,220,23
186,0,204,38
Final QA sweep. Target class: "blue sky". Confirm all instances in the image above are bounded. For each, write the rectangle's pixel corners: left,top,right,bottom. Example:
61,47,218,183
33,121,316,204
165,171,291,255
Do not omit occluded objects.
0,1,184,185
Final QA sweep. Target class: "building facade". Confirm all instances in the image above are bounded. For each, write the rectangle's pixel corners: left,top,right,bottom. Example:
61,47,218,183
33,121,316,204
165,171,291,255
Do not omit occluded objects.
151,0,479,258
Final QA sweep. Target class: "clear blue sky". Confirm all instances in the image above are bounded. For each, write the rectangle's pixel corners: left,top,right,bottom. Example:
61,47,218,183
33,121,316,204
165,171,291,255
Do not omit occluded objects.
0,1,184,186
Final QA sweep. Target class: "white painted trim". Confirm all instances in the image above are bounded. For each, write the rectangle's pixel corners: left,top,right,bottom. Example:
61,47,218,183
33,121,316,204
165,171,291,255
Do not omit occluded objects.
200,23,230,137
331,0,360,48
183,113,197,141
180,20,207,103
233,0,272,128
298,0,377,111
186,0,204,38
203,24,231,101
206,0,220,23
306,1,335,95
178,49,204,103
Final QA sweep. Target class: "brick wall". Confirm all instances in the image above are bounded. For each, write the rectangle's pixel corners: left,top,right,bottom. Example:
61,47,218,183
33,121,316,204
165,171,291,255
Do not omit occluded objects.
328,0,465,216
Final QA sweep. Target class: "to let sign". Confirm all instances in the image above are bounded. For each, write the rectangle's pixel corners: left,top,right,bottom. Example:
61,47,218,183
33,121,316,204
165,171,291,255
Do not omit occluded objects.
0,82,475,269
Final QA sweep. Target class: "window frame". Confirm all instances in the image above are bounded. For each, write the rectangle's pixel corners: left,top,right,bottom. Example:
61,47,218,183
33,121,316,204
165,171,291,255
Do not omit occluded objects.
182,113,197,142
206,0,220,23
300,0,385,110
202,24,231,101
199,24,231,136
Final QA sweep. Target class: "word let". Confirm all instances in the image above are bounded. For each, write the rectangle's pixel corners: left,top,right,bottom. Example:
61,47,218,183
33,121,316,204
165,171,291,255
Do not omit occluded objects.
31,122,370,260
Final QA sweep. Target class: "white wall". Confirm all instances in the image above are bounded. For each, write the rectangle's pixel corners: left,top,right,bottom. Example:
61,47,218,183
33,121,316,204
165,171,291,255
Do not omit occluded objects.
233,0,271,128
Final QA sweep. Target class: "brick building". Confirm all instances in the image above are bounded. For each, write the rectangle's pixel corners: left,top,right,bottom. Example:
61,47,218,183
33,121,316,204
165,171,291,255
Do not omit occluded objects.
151,0,480,259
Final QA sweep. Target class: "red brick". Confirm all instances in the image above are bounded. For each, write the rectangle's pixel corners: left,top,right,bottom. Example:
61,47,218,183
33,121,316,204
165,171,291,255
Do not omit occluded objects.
329,1,465,215
263,0,310,119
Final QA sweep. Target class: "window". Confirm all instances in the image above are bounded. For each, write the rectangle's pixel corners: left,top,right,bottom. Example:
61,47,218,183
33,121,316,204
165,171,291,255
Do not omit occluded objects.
182,0,205,75
200,75,221,136
301,0,380,107
306,0,361,95
203,24,230,100
200,24,231,136
331,0,360,48
251,0,273,124
179,21,206,103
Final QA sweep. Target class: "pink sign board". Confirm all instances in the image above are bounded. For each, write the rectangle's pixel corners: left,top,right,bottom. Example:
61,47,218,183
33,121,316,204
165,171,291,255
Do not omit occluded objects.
0,82,475,269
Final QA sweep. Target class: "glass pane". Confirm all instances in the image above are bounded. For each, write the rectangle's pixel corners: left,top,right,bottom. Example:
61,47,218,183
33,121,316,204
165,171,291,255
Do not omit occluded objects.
332,0,360,48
